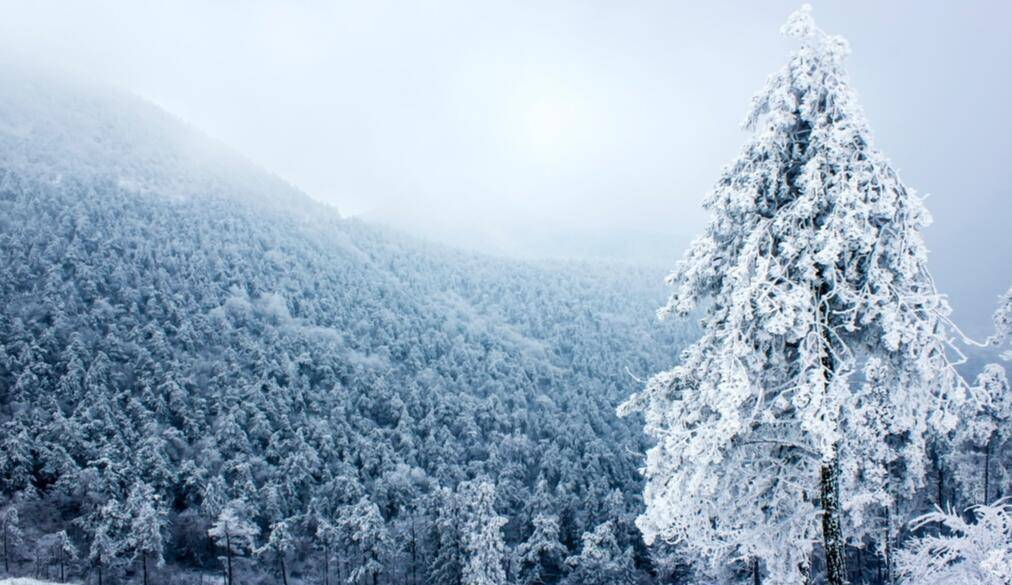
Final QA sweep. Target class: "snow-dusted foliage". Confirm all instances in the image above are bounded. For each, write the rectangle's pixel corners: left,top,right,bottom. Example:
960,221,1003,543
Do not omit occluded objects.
621,5,967,583
208,501,260,585
1,506,23,574
990,287,1012,361
514,514,566,585
896,501,1012,585
125,482,167,585
256,521,294,585
562,522,636,585
459,480,508,585
948,365,1012,506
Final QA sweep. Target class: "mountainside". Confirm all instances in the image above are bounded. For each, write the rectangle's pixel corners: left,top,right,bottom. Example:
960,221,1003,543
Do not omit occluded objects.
0,68,693,584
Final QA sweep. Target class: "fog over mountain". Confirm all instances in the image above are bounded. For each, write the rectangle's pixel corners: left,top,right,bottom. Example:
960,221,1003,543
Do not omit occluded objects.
1,0,1008,336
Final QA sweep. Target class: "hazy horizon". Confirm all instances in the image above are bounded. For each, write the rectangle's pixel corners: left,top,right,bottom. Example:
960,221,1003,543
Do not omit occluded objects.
1,0,1009,336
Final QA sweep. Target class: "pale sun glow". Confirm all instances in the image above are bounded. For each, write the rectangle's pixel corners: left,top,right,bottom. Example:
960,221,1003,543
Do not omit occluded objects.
524,100,568,157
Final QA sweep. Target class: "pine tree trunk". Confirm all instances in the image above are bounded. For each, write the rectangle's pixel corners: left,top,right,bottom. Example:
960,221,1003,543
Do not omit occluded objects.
883,525,893,585
751,557,761,585
225,531,234,585
98,563,103,585
60,547,65,582
409,518,417,585
3,522,8,574
820,455,847,585
983,435,993,505
143,552,149,585
279,552,288,585
323,543,330,585
855,544,864,585
937,456,945,508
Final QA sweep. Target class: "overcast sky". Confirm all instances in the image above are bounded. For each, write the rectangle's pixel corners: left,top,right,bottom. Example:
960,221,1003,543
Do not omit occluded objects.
1,0,1009,335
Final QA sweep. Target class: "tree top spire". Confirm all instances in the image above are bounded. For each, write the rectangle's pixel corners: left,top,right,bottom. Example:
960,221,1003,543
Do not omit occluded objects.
781,4,851,57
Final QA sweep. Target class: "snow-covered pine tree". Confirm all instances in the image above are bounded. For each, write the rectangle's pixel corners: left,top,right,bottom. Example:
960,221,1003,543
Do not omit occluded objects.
620,5,967,584
514,514,566,585
256,520,294,585
88,520,122,585
1,504,23,574
459,480,508,585
988,286,1011,360
561,521,636,585
429,487,465,585
340,496,388,585
208,500,259,585
314,519,338,585
127,483,167,585
47,530,78,583
949,364,1011,507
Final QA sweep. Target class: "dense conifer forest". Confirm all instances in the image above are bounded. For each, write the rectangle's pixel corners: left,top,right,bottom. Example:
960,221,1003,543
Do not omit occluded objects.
0,65,694,585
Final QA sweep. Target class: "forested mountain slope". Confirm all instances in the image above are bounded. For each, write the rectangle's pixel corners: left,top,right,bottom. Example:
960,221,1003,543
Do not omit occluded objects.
0,67,692,584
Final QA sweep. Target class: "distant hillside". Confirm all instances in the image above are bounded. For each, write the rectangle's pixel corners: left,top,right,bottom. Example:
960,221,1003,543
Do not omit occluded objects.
0,67,693,585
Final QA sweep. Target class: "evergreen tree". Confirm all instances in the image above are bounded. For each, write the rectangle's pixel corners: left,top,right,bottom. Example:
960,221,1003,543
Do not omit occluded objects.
562,522,635,585
256,520,294,585
88,520,122,585
514,514,566,585
46,530,78,583
314,519,338,585
949,364,1011,506
988,286,1012,360
460,480,508,585
621,6,967,584
429,488,465,585
1,504,23,574
126,482,167,585
208,500,259,585
341,497,388,585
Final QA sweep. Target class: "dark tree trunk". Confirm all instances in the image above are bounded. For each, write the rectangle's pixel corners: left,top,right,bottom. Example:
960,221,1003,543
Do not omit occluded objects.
854,544,864,585
278,552,288,585
937,456,945,508
409,518,417,585
751,557,761,585
814,276,847,585
98,563,104,585
225,531,234,585
323,542,330,585
881,503,895,585
59,547,66,582
821,455,847,585
142,552,149,585
984,435,993,505
883,526,894,585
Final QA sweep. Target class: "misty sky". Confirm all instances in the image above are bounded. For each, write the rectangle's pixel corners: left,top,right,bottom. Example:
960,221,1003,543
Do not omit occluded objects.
1,0,1009,336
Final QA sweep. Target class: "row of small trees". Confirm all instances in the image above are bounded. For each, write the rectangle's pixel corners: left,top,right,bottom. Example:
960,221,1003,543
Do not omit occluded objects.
2,507,77,582
1,483,165,585
2,478,645,585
